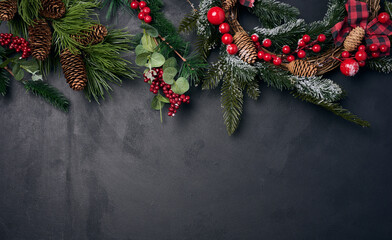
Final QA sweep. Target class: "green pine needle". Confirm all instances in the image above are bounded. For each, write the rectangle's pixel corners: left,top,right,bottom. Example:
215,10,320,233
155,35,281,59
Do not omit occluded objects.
179,11,199,33
250,0,300,28
18,0,41,25
0,68,11,96
367,57,392,74
222,77,244,136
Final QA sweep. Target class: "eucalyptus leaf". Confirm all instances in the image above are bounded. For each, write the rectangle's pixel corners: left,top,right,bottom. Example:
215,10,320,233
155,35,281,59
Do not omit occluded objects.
13,68,25,81
135,52,150,66
32,74,43,81
135,45,149,55
163,57,178,70
162,67,177,84
171,77,190,95
151,95,165,110
156,94,170,103
142,34,156,52
150,52,165,68
140,24,159,38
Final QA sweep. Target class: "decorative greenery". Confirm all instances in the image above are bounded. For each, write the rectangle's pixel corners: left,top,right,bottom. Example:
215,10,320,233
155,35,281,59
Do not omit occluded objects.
367,56,392,74
24,81,70,111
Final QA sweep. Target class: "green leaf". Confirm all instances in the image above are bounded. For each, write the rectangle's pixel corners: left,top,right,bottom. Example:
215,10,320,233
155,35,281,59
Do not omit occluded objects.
151,95,165,110
135,45,149,55
156,94,170,103
162,67,177,84
135,52,150,66
142,34,156,52
140,23,159,37
163,57,177,70
19,59,40,74
13,63,24,81
150,52,165,68
32,74,43,81
171,77,189,95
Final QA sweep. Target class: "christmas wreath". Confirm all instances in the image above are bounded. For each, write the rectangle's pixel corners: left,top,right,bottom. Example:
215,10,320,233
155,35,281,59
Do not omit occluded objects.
181,0,392,135
0,0,135,110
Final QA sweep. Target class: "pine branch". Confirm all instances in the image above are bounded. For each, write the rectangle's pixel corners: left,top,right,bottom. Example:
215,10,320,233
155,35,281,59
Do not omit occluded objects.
367,56,392,74
293,75,345,102
292,92,370,127
23,81,70,112
221,77,244,136
196,0,220,37
246,80,261,100
179,10,199,33
101,0,133,20
256,63,294,91
0,68,11,96
179,52,208,86
7,14,29,38
202,56,225,90
18,0,41,25
250,0,300,28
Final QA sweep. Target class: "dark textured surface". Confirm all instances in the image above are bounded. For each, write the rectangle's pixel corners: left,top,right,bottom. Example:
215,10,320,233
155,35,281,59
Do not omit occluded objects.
1,0,392,239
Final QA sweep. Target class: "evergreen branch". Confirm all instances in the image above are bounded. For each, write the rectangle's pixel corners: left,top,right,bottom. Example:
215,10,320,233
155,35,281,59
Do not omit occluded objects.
8,14,29,38
256,63,294,91
250,0,300,28
179,10,199,33
179,52,208,86
292,92,370,127
196,0,220,37
0,68,10,96
367,56,392,74
18,0,41,25
221,77,244,136
202,56,225,90
246,80,261,100
293,75,345,102
23,81,70,112
101,0,133,20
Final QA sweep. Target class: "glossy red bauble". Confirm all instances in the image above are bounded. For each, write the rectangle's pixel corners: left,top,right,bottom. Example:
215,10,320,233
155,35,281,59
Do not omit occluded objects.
142,7,151,15
273,57,282,66
130,1,139,9
138,12,145,20
340,59,359,76
378,12,390,24
369,44,378,52
342,51,350,58
251,34,259,43
297,50,306,58
302,34,311,43
226,44,238,55
312,44,321,53
287,55,295,62
219,23,230,34
379,45,389,53
262,39,272,48
317,34,326,42
358,45,366,51
221,34,233,45
207,7,225,25
257,51,264,59
139,1,147,8
144,15,152,23
263,53,272,62
355,51,367,61
282,45,291,54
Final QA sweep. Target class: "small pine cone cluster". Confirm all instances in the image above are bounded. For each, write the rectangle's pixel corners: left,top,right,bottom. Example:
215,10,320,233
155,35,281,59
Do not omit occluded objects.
233,31,258,64
0,0,17,21
72,24,108,46
343,26,365,52
40,0,66,19
60,49,88,91
28,20,52,61
288,60,318,77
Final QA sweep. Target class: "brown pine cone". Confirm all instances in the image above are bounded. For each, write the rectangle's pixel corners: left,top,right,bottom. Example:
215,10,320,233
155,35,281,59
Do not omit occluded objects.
288,60,318,77
60,49,88,91
0,0,17,21
28,20,52,61
233,30,258,64
40,0,66,19
72,24,108,46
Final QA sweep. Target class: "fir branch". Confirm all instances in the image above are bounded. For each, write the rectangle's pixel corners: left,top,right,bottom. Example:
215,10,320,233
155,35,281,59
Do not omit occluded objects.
18,0,41,25
367,56,392,74
8,14,29,38
195,34,219,60
179,52,207,86
246,80,261,100
202,56,225,90
292,92,370,127
250,0,300,28
256,63,294,91
196,0,220,37
179,10,199,33
0,68,10,96
221,76,244,136
293,75,345,102
101,0,133,20
23,81,70,112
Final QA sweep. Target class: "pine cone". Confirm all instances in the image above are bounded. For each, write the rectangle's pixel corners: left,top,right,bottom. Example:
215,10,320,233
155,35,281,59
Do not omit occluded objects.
40,0,66,19
222,0,236,11
233,30,258,64
344,26,365,52
288,60,318,77
60,49,88,91
28,20,52,61
0,0,17,21
72,24,108,46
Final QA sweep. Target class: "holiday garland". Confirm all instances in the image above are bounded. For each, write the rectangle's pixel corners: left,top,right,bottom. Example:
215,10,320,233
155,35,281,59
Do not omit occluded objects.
0,0,135,110
180,0,392,135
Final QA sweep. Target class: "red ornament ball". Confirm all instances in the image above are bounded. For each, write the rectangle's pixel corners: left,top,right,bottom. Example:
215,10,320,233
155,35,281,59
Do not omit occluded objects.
358,45,366,51
257,51,264,59
251,34,259,43
262,38,272,48
138,12,145,20
297,50,306,58
207,7,225,25
378,12,390,24
379,45,389,53
226,44,238,55
139,1,147,8
340,59,359,77
312,44,321,53
221,34,233,45
144,15,152,23
130,1,139,9
298,39,306,47
287,55,295,62
369,44,378,52
355,51,367,61
302,34,311,43
342,51,350,58
273,57,282,66
317,34,326,42
263,53,272,62
219,23,230,34
371,51,380,58
358,61,366,67
282,45,291,54
142,7,151,15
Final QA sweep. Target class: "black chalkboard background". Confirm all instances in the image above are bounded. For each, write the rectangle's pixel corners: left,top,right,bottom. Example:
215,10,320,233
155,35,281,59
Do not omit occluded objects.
1,0,392,239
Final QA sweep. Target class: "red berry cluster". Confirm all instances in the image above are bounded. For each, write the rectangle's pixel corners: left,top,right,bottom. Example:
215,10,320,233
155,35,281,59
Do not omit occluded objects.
143,67,190,117
251,33,326,66
131,1,152,24
0,33,31,59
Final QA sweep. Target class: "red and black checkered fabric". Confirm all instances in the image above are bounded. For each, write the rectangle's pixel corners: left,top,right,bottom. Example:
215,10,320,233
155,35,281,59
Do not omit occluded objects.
239,0,254,7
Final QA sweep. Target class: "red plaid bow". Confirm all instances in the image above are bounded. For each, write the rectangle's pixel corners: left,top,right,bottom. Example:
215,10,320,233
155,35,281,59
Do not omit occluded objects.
331,0,392,56
239,0,254,8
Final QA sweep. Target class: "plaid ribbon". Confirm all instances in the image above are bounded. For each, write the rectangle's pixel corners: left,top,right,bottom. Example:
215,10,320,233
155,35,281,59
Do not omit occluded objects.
239,0,254,8
331,0,392,56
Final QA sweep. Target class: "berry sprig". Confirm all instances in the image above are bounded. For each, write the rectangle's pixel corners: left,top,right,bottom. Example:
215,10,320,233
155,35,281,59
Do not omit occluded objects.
131,1,153,24
0,33,31,59
143,67,190,117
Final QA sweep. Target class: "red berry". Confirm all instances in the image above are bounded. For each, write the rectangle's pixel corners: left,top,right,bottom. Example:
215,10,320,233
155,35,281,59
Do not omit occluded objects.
302,34,311,43
221,34,233,45
282,45,291,54
358,61,366,67
287,55,295,62
312,44,321,53
226,44,238,55
379,45,389,53
358,45,366,51
342,51,350,58
369,44,378,52
263,53,272,62
144,15,152,23
371,51,380,58
207,7,225,25
257,51,264,59
317,34,326,42
130,1,139,9
297,50,306,58
138,12,145,20
262,39,272,48
355,51,367,61
298,39,306,47
139,1,147,8
251,34,259,42
142,7,151,15
340,59,359,76
273,57,282,66
378,12,390,24
219,23,230,34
